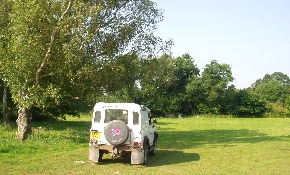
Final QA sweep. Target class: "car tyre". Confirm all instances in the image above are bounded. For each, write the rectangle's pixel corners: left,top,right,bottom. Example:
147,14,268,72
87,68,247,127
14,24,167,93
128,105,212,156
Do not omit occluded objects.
143,142,148,165
98,150,104,162
149,139,157,156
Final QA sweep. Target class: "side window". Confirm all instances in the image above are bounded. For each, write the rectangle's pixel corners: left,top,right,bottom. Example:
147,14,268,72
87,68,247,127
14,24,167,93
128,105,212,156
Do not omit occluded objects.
140,111,149,125
94,111,101,123
133,112,139,125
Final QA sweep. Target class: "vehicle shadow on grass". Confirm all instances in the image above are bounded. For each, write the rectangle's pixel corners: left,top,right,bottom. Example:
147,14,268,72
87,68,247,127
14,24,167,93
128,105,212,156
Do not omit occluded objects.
95,150,200,166
158,129,287,150
147,150,200,167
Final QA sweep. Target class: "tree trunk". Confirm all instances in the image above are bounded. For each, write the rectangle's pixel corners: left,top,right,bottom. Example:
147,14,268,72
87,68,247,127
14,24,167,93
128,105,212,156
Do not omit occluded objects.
16,107,32,141
2,81,8,124
189,101,197,115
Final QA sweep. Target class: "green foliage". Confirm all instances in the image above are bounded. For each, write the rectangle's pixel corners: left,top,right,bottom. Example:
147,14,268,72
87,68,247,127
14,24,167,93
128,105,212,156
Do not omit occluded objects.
174,53,200,91
251,72,290,117
173,54,200,113
186,60,234,115
185,76,205,114
0,0,166,121
139,54,199,115
251,72,290,103
0,80,17,122
252,72,290,87
99,53,140,94
95,86,141,104
264,102,290,118
140,54,176,114
233,90,267,117
254,80,286,102
217,85,236,114
1,0,289,120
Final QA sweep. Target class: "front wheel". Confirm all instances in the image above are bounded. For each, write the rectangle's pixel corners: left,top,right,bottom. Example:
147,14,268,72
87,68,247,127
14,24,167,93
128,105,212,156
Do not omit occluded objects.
143,143,148,165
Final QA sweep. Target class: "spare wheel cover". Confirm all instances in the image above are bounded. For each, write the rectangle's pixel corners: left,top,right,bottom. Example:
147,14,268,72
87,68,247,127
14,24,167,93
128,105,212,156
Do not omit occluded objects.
104,120,129,145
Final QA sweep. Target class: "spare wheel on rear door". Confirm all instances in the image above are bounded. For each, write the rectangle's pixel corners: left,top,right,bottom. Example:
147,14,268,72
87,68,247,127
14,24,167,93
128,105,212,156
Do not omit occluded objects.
104,120,129,145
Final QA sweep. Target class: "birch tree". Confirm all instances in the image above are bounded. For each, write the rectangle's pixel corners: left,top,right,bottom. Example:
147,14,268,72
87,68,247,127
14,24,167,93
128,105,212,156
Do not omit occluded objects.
0,0,165,140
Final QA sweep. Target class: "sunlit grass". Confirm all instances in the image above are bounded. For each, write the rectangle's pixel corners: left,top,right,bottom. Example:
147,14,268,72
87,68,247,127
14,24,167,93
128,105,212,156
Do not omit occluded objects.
0,115,289,175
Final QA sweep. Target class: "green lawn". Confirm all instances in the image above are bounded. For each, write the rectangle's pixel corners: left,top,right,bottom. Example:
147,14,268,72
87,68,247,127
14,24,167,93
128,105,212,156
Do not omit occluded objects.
0,115,289,175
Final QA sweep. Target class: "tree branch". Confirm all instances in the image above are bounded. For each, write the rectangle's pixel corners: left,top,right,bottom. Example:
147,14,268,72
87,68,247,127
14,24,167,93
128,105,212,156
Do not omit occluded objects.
35,0,73,86
79,1,129,51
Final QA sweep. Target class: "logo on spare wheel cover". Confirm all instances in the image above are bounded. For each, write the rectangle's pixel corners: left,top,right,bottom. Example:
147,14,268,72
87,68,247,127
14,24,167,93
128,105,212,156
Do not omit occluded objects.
111,128,122,137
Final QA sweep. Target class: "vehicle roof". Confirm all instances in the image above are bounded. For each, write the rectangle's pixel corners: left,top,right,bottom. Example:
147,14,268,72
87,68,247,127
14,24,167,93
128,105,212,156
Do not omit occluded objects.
93,102,151,112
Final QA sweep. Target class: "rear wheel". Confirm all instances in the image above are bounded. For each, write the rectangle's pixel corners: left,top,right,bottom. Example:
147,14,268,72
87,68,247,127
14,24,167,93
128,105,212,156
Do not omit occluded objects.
98,150,104,162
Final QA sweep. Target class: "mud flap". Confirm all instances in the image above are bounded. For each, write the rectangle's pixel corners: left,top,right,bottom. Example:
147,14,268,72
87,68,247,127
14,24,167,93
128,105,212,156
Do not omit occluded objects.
131,149,144,165
89,145,100,162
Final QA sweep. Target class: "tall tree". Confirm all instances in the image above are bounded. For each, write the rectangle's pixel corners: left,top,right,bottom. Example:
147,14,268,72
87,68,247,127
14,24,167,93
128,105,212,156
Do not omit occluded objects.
139,53,200,115
185,76,205,115
0,0,165,140
199,60,234,114
140,54,176,114
174,54,200,91
174,53,200,114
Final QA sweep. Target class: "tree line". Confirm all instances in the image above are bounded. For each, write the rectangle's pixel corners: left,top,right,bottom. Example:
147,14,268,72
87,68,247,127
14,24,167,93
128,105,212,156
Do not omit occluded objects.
93,54,290,118
1,0,289,141
2,53,290,121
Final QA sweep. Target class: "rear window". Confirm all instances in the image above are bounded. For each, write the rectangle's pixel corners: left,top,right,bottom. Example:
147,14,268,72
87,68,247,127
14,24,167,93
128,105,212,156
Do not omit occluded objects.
94,111,101,123
105,109,128,124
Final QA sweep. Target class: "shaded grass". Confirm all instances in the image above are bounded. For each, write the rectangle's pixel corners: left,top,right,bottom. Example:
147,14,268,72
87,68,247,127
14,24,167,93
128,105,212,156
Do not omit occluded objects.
0,115,289,174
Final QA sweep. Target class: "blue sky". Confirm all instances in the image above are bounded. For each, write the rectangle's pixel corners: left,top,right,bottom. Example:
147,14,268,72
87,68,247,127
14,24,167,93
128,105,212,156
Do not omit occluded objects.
154,0,290,89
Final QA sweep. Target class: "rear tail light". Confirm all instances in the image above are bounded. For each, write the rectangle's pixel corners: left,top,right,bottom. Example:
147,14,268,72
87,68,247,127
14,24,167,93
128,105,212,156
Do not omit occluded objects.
89,139,93,146
89,139,98,146
134,142,142,147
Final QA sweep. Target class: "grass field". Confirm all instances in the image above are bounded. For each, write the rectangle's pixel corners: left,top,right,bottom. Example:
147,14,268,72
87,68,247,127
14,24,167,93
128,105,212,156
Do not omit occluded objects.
0,115,289,175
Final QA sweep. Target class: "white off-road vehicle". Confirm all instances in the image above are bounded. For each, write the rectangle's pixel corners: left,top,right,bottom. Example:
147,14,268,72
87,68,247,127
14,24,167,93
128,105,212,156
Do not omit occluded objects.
89,102,158,165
